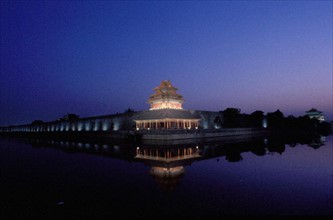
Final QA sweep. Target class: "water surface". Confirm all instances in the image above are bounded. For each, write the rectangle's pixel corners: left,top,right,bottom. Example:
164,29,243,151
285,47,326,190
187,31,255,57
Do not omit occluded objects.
1,134,332,218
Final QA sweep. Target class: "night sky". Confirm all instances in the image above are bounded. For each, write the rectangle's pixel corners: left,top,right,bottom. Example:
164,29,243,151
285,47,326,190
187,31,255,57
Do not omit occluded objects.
0,1,332,126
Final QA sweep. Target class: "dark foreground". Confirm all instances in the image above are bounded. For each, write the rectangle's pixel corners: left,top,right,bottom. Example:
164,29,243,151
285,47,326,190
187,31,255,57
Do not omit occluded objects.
1,134,332,219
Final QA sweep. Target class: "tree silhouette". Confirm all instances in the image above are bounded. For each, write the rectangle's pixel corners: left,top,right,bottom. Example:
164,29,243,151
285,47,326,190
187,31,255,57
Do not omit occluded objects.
221,108,241,128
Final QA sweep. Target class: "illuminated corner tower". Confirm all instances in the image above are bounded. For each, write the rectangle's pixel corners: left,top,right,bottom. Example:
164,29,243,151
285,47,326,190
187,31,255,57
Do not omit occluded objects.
148,80,184,110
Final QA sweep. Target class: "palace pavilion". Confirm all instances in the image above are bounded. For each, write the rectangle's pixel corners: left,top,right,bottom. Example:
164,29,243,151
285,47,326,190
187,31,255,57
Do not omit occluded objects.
134,80,200,130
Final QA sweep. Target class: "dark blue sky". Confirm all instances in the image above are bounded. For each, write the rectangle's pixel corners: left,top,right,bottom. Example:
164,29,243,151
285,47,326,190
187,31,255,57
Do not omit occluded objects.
0,1,332,126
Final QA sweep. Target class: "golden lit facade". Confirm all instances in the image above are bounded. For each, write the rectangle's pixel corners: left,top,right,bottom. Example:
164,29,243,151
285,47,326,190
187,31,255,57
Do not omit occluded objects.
134,80,200,130
148,80,184,110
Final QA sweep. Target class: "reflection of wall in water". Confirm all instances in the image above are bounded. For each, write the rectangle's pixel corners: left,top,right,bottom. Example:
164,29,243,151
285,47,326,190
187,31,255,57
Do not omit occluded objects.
23,135,327,192
26,138,136,161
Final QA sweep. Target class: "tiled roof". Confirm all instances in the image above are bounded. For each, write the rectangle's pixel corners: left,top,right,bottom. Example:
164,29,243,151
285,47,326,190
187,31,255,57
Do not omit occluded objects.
306,108,322,114
148,80,184,102
134,109,200,120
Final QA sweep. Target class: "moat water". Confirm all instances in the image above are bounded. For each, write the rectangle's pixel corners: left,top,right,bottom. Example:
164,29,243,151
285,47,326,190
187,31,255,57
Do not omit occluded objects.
1,134,332,218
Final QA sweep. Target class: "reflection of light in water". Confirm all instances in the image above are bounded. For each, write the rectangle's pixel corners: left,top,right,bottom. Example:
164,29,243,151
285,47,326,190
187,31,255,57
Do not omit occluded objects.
264,138,268,145
150,166,185,178
102,144,109,151
77,143,83,148
113,145,120,152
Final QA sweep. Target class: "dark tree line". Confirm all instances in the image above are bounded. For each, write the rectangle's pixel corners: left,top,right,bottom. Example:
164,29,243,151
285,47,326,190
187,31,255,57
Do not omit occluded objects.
220,108,265,128
220,107,331,135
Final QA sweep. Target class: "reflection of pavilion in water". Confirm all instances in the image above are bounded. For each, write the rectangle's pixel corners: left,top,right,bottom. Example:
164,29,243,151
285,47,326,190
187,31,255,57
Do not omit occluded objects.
135,145,202,191
23,134,328,191
307,135,326,149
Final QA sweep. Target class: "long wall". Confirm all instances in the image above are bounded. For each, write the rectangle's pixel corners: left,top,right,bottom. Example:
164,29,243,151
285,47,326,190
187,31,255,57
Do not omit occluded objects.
0,110,223,134
0,112,135,133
